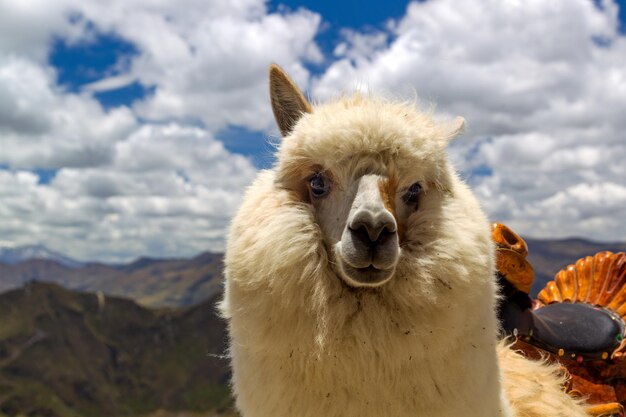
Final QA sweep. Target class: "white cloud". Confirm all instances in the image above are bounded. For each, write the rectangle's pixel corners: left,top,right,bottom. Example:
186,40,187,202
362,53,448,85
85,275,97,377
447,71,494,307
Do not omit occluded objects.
0,0,86,62
0,124,256,262
72,0,322,131
333,29,389,61
313,0,626,241
519,182,626,240
82,74,137,93
0,56,137,169
0,0,316,261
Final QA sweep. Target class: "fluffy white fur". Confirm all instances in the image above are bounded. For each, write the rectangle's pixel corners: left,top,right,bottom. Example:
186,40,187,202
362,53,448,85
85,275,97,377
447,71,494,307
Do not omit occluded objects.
499,345,588,417
220,74,588,417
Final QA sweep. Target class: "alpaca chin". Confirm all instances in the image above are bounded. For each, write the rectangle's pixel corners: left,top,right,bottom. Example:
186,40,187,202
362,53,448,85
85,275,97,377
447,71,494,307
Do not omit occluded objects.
334,245,398,288
339,263,395,288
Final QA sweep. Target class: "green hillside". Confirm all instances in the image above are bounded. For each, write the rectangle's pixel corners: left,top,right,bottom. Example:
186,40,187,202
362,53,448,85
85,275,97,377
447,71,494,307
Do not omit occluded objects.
0,282,234,417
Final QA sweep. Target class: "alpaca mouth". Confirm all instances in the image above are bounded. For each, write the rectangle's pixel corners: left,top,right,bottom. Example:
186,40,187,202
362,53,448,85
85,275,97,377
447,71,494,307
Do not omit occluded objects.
338,260,395,288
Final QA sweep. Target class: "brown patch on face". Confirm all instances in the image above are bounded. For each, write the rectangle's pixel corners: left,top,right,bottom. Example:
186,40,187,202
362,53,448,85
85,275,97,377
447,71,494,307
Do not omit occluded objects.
396,220,407,245
378,175,397,216
378,174,407,241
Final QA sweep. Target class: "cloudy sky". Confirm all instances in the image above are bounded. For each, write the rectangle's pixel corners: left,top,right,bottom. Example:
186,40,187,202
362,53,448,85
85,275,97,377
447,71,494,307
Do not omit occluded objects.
1,0,625,262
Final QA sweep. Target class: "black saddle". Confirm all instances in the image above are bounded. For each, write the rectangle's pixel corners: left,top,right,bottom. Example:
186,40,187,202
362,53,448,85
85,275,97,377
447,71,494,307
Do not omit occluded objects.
498,275,625,362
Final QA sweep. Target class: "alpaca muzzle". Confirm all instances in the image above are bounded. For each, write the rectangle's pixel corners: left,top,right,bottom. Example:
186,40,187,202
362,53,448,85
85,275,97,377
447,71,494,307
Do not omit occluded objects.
336,175,400,287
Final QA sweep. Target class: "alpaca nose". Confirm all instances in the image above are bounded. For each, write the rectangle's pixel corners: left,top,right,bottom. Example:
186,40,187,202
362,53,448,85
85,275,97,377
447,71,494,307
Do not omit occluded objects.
349,210,397,247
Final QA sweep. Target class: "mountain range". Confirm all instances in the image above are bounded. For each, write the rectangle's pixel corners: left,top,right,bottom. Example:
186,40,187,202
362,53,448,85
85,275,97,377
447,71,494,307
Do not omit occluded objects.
0,245,83,268
0,251,223,308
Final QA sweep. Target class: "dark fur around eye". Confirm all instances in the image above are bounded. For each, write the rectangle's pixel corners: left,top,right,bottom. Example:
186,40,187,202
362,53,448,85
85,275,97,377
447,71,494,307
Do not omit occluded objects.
403,182,422,205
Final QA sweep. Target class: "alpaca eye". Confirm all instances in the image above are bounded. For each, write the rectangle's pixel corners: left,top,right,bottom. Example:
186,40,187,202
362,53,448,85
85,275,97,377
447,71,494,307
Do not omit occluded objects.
403,182,422,205
309,173,330,198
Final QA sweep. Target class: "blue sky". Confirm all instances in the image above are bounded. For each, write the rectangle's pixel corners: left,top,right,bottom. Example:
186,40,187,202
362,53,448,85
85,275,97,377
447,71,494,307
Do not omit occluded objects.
46,0,415,168
50,0,413,103
2,0,626,261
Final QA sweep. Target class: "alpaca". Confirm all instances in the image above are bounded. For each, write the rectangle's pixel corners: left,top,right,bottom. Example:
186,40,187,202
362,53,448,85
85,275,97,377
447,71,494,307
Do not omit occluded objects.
219,65,589,417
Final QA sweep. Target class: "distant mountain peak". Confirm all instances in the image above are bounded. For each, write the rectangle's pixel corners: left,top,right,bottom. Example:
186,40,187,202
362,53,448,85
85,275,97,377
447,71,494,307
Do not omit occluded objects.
0,244,83,268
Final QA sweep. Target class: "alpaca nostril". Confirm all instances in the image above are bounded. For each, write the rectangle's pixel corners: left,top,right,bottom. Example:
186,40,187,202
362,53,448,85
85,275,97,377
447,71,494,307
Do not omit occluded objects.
350,224,374,247
349,218,397,246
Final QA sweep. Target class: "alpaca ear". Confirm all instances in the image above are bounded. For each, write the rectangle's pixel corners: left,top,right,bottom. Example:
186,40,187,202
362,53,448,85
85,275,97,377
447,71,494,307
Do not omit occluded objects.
441,116,465,143
269,64,312,137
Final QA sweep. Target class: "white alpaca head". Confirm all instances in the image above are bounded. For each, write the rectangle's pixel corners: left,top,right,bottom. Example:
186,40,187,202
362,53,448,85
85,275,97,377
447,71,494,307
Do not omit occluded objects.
223,64,495,355
269,64,466,289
